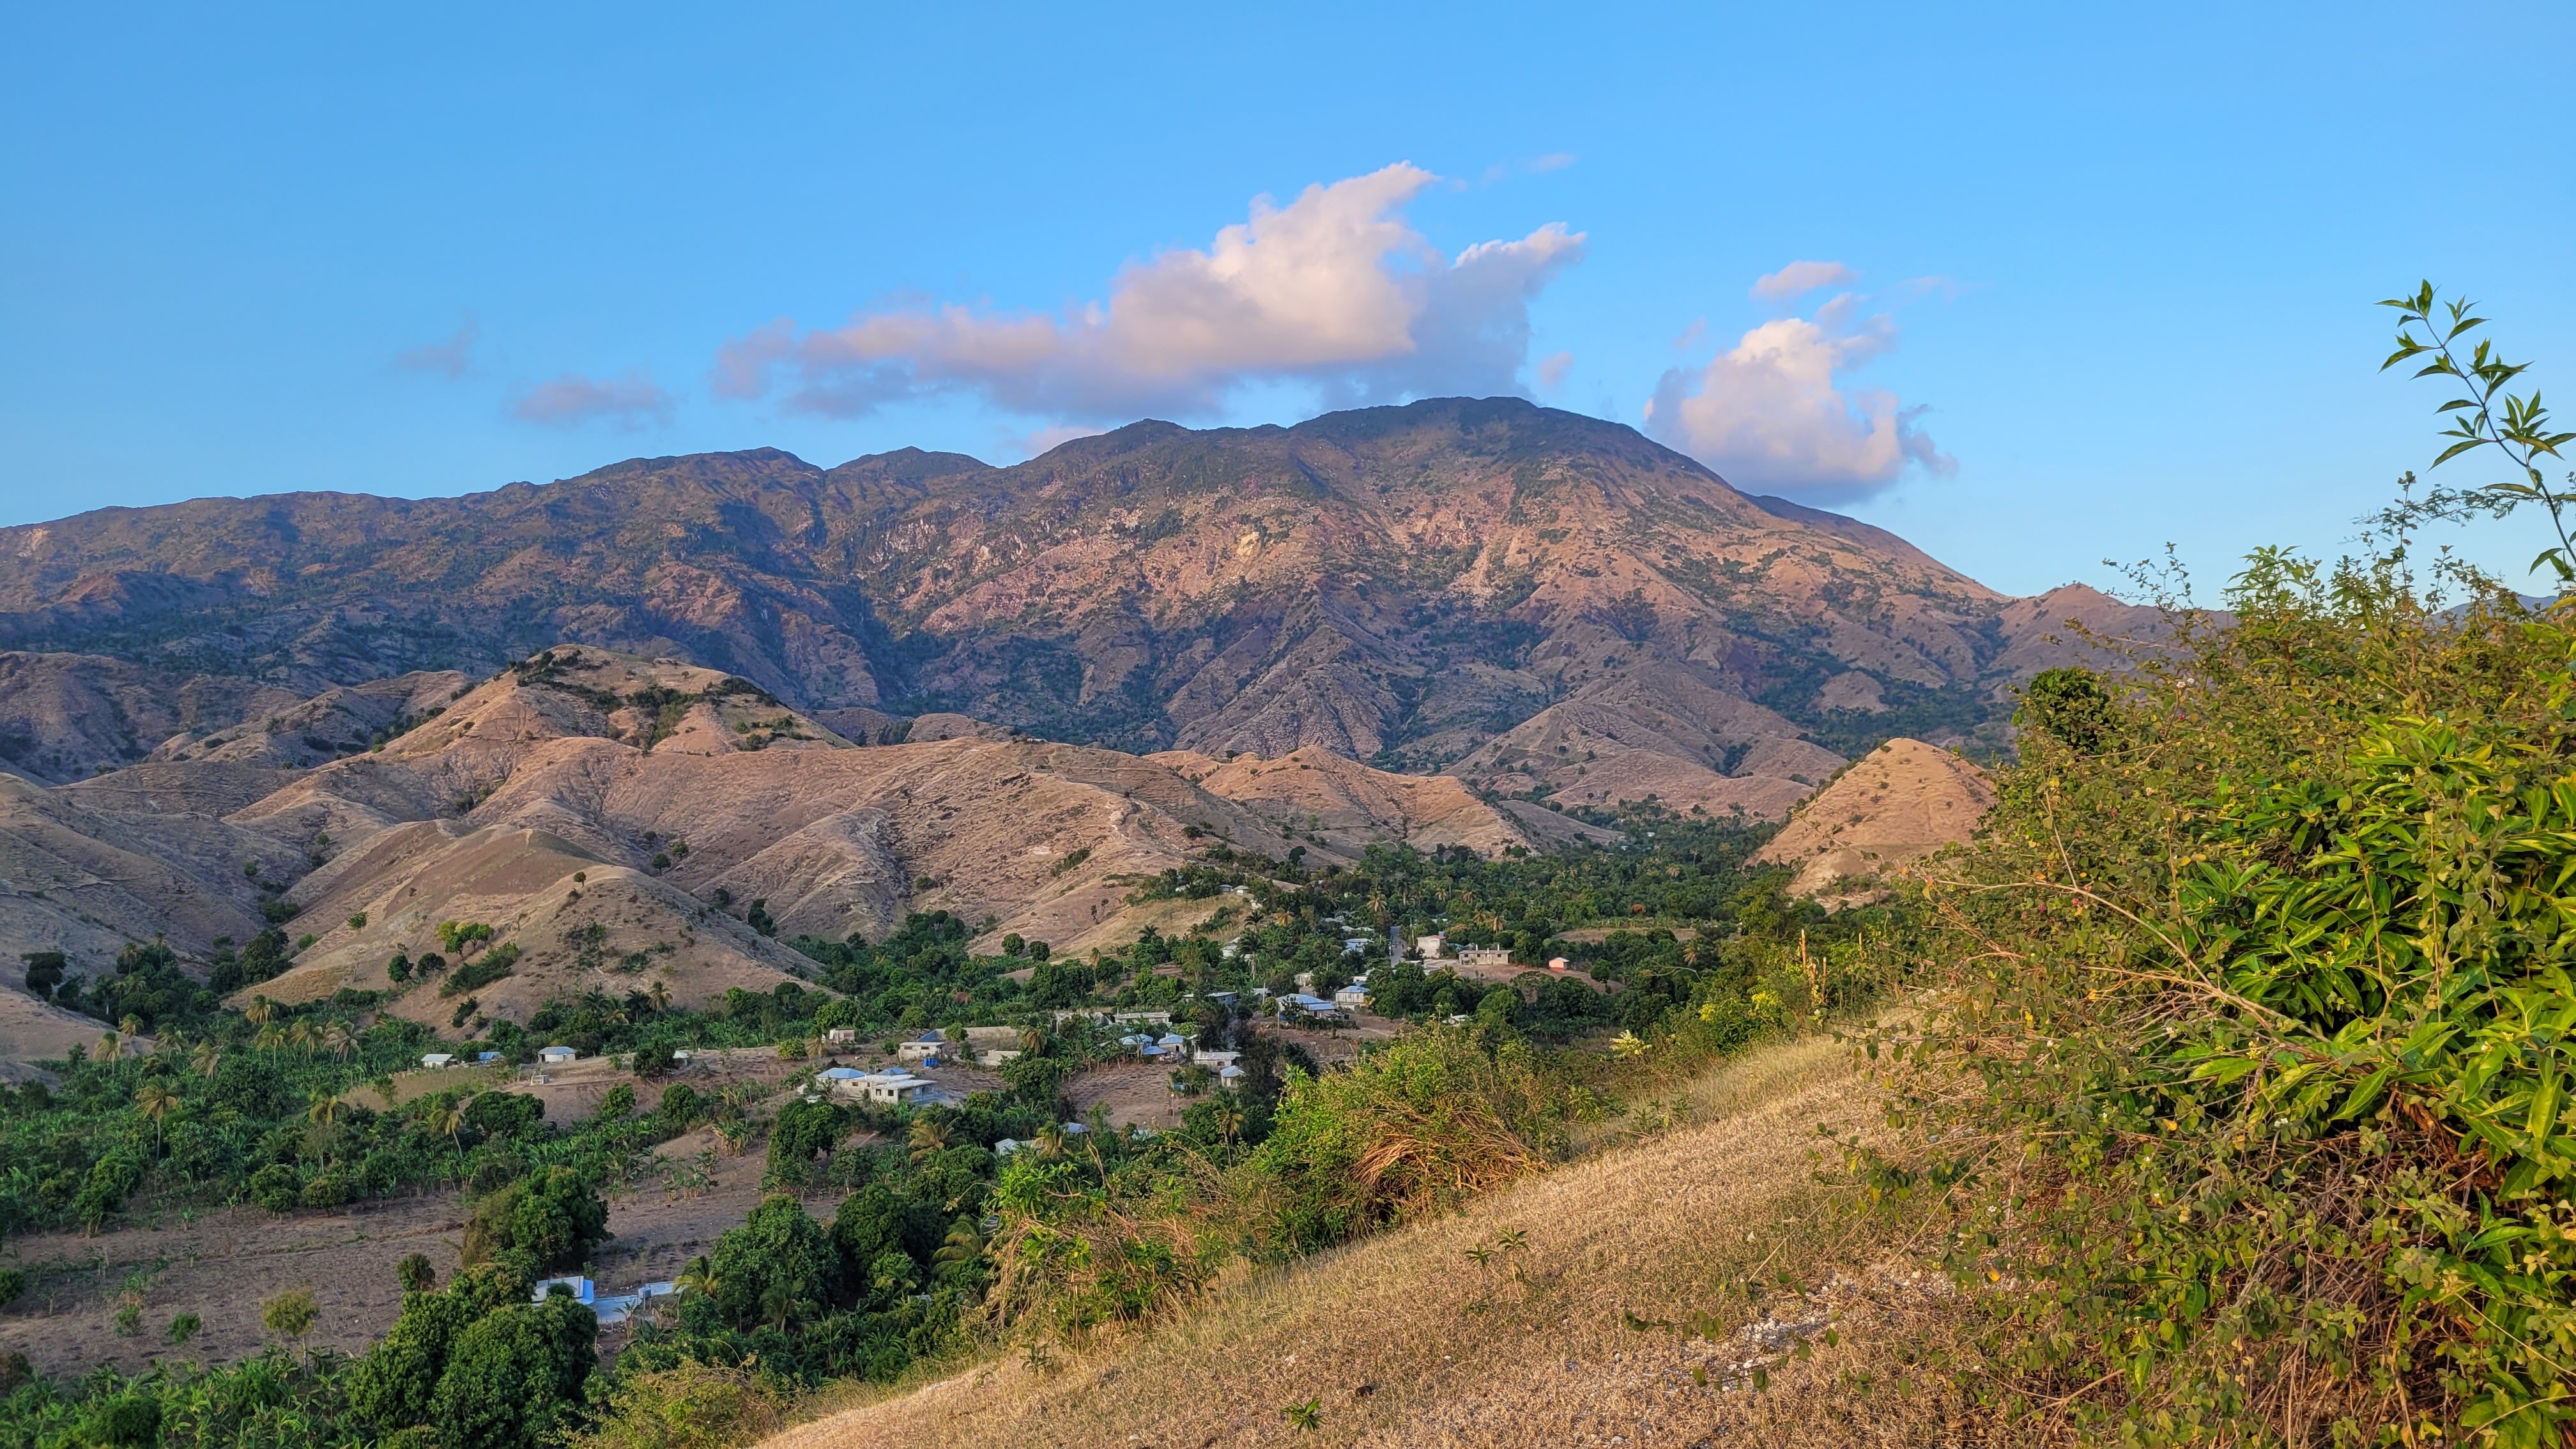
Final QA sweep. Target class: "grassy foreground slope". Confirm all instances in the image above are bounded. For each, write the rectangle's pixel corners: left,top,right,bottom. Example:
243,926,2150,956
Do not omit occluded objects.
769,1037,1961,1449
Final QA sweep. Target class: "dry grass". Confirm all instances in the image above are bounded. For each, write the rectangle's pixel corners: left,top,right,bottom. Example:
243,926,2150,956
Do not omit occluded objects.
765,1035,1974,1449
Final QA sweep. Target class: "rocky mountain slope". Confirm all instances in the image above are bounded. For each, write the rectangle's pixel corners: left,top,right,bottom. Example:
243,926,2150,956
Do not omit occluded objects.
0,400,2154,806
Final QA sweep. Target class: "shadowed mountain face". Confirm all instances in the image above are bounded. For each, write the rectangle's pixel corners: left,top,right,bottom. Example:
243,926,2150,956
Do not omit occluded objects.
0,399,2143,795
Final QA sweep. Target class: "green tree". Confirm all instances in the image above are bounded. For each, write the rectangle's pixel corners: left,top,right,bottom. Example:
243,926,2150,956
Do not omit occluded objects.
709,1193,839,1329
461,1167,608,1275
426,1294,596,1449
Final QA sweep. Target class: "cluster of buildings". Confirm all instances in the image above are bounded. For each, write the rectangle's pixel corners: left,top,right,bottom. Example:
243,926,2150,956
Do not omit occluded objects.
418,1044,579,1071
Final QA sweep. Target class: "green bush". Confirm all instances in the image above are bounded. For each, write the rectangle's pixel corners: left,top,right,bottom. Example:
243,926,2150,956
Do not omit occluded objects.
461,1167,608,1275
709,1193,839,1329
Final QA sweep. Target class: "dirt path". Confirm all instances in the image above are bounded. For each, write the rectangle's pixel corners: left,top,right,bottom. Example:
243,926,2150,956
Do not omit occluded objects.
764,1038,1963,1449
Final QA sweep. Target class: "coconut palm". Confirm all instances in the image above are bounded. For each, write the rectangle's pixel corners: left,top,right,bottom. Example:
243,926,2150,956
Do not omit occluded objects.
307,1094,342,1128
287,1020,320,1057
1018,1024,1050,1056
98,1029,124,1061
323,1022,356,1061
245,999,274,1029
191,1042,220,1080
119,1015,142,1043
135,1081,179,1149
1211,1101,1245,1148
252,1025,284,1054
758,1280,809,1332
426,1100,468,1157
1034,1123,1070,1162
677,1254,721,1300
908,1117,950,1165
647,979,672,1013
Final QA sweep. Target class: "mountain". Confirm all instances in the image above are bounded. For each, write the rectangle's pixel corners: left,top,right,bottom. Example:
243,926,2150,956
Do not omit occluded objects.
0,400,2152,808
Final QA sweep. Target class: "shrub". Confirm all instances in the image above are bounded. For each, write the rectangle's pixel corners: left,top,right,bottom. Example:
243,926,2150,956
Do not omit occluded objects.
709,1193,838,1330
573,1361,786,1449
261,1286,318,1338
1245,1026,1551,1252
250,1163,303,1214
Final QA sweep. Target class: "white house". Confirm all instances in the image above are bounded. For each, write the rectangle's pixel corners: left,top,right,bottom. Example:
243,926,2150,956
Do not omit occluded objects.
538,1045,578,1066
1112,1010,1172,1027
1193,1049,1241,1070
1333,985,1372,1011
532,1276,595,1306
420,1052,456,1070
1218,1064,1246,1084
828,1070,940,1106
1459,945,1512,969
1417,934,1446,959
825,1027,858,1046
897,1032,946,1063
1344,937,1377,954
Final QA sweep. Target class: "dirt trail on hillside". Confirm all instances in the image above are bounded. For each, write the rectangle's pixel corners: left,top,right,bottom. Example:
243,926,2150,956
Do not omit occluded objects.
769,1038,1965,1449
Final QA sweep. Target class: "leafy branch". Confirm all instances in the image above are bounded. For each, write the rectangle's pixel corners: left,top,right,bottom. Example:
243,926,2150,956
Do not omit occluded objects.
2377,282,2576,581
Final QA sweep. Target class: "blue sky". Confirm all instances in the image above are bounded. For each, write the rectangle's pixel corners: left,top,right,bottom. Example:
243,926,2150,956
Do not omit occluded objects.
3,2,2569,597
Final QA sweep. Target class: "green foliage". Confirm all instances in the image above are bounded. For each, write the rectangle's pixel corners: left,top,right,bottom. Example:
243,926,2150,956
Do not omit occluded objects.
2014,666,2116,753
428,1296,597,1449
461,1167,609,1275
1887,316,2576,1441
708,1194,838,1330
260,1286,316,1338
1248,1027,1554,1252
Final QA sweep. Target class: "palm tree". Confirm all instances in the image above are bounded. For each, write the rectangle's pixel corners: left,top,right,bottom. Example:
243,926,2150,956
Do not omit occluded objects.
191,1042,220,1080
1018,1024,1050,1056
287,1020,319,1057
1212,1101,1245,1148
908,1117,951,1164
307,1094,342,1128
120,1015,143,1044
677,1255,721,1301
758,1280,807,1332
1034,1123,1070,1162
245,999,275,1029
98,1029,124,1062
252,1025,284,1054
323,1023,356,1061
426,1100,468,1158
135,1081,179,1151
647,979,672,1013
932,1222,985,1278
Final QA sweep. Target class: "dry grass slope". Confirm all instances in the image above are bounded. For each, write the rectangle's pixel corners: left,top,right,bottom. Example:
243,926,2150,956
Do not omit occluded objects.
769,1037,1966,1449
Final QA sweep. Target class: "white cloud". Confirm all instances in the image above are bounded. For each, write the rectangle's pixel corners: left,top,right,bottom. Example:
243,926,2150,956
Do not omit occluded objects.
1535,351,1573,391
510,369,677,429
1016,422,1107,457
1644,266,1953,505
395,319,479,378
710,164,1585,422
1749,261,1859,307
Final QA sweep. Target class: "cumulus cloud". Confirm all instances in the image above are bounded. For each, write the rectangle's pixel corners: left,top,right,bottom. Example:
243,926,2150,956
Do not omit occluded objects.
510,369,677,429
710,164,1585,422
1644,266,1953,505
1749,260,1859,307
395,319,479,378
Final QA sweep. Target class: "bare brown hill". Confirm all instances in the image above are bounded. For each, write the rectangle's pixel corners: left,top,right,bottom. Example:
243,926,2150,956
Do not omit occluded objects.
1752,737,1997,895
0,646,1604,1059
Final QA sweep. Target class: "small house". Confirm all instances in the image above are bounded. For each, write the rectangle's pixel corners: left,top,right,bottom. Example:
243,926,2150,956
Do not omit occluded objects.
1417,934,1446,959
994,1138,1025,1157
532,1276,595,1306
825,1027,858,1046
1112,1010,1173,1027
420,1053,456,1070
1333,985,1372,1010
897,1032,946,1063
1201,989,1239,1005
538,1045,578,1066
1547,956,1570,972
1460,945,1512,969
475,1050,503,1064
1218,1063,1246,1084
1194,1049,1241,1070
831,1070,938,1106
1344,937,1377,954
